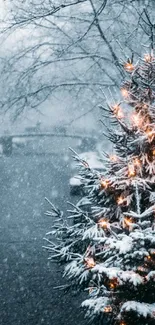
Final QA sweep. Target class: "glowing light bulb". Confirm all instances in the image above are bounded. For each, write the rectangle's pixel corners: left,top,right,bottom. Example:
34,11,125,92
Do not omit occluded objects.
109,155,118,162
85,257,96,268
109,282,115,289
104,306,112,313
147,130,153,138
131,112,144,129
144,53,153,63
124,62,135,72
133,157,141,167
117,109,124,119
112,104,124,119
124,217,133,227
121,88,129,98
128,164,136,177
117,196,126,206
146,128,154,142
98,219,108,229
100,179,110,189
143,103,148,109
144,255,152,264
109,278,118,289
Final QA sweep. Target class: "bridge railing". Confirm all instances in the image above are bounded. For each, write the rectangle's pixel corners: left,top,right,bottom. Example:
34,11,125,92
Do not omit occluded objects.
0,133,96,156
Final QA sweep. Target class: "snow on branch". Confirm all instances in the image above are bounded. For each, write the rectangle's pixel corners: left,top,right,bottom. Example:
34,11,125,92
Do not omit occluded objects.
119,301,155,319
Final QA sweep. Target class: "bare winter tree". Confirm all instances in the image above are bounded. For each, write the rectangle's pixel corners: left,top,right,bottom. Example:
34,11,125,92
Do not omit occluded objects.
0,0,154,124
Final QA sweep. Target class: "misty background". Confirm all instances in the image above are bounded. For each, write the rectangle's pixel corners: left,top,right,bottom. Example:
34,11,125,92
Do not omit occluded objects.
0,0,154,135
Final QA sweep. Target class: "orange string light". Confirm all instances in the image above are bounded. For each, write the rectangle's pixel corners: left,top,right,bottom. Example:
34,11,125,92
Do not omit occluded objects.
144,53,153,63
109,154,118,162
117,196,127,206
133,157,141,167
121,87,129,98
85,257,96,268
131,112,143,128
103,306,112,313
109,282,115,289
112,104,124,119
143,103,148,109
124,62,135,72
123,217,133,227
98,218,108,229
109,278,118,289
128,164,136,177
145,128,155,142
100,179,110,189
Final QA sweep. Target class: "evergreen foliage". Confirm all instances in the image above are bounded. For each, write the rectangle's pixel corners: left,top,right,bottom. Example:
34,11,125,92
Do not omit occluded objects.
44,51,155,325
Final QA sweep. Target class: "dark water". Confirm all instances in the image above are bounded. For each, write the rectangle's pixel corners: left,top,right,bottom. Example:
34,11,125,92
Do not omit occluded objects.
0,151,85,325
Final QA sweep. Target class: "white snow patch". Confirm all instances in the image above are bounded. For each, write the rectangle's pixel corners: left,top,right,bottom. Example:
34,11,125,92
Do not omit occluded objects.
119,271,143,286
120,301,155,318
92,266,143,286
82,297,110,315
146,271,155,282
107,235,133,254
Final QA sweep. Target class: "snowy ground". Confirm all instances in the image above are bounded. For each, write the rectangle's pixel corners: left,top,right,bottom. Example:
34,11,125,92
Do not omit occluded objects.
0,140,85,325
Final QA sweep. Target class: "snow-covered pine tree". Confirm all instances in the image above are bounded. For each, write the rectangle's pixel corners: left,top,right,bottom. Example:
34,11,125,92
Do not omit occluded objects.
44,51,155,325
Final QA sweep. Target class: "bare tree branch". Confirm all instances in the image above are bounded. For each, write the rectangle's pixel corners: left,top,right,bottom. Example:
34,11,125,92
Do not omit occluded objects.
0,0,154,124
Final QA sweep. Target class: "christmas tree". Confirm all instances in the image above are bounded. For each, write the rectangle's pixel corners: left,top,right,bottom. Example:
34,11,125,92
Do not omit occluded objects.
44,51,155,325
